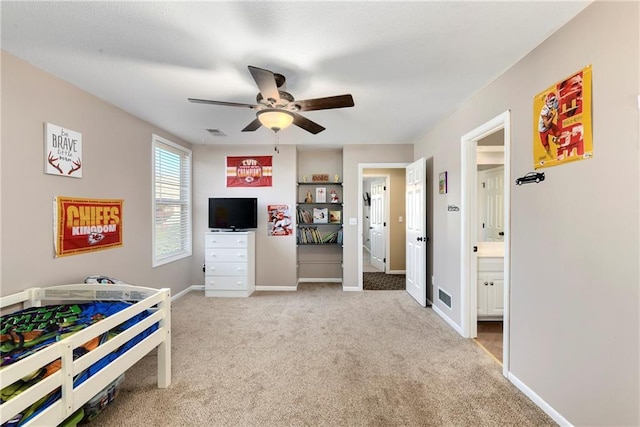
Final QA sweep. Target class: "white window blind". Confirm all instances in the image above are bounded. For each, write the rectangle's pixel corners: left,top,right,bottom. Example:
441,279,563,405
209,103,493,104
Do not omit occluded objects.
152,135,192,266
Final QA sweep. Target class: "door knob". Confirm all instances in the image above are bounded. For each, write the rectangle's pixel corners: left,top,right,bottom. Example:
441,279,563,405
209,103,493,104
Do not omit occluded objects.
484,282,489,286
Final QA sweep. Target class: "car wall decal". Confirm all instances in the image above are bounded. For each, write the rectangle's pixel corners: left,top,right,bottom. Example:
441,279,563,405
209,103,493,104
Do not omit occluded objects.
515,172,545,186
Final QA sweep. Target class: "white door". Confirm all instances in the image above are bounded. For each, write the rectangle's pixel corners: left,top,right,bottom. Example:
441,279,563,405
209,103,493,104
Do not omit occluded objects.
483,167,504,242
406,158,427,307
370,179,386,272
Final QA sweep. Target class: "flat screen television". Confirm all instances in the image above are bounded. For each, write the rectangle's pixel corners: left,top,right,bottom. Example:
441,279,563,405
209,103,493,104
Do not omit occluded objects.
208,197,258,230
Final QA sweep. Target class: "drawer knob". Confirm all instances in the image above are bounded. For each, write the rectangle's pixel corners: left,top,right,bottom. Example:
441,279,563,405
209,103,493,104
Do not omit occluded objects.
484,282,488,286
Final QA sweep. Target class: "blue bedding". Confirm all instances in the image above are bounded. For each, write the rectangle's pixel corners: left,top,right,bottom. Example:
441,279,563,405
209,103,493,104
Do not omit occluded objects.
1,301,158,426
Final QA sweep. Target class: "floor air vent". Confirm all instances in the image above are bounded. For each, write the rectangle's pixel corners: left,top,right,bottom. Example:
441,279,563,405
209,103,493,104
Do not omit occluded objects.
438,288,452,308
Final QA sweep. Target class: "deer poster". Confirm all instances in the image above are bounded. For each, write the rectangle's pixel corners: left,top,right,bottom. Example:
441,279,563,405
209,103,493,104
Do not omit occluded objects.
45,123,83,178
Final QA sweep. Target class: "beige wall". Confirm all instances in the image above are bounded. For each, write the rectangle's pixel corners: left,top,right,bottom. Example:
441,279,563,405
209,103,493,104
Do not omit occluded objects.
363,168,406,272
192,144,298,288
1,51,194,296
342,145,414,288
414,2,639,425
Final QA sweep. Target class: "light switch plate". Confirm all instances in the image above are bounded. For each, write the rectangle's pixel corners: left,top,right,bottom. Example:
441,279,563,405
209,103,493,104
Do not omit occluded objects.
349,217,357,225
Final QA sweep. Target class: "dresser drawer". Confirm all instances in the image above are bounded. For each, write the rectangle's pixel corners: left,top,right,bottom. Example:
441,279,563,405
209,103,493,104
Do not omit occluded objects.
206,262,248,276
205,248,248,263
205,234,248,249
205,276,249,291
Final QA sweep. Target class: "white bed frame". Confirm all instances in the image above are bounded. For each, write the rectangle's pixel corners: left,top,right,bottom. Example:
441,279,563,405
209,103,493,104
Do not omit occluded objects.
0,284,171,426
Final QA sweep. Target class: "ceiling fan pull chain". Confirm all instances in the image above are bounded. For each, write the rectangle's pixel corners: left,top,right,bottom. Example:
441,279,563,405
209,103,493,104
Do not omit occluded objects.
274,132,280,154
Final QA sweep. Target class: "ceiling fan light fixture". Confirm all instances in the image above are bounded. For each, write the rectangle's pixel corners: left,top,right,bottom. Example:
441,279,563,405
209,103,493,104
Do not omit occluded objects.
257,109,294,132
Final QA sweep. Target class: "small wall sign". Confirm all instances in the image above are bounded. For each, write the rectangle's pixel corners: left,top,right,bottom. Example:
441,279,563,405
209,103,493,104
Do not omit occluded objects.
45,123,82,178
439,171,448,194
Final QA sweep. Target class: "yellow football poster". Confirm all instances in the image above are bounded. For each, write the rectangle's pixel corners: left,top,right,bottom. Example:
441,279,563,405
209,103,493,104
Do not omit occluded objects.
533,65,593,169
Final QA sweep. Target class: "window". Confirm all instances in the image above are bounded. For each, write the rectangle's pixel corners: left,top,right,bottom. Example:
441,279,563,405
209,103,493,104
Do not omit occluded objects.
152,134,192,266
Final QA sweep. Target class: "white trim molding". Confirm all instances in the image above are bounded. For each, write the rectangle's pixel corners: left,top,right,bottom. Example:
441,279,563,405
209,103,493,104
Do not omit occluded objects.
508,373,572,426
256,285,298,291
432,305,464,336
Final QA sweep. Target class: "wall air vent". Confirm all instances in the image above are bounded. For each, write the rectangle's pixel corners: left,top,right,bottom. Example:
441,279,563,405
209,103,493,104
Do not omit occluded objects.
206,128,227,137
438,288,452,308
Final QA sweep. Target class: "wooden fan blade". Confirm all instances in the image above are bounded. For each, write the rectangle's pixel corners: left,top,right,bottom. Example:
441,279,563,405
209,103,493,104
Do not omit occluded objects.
293,94,354,112
241,118,262,132
248,66,281,105
188,98,256,109
292,113,325,134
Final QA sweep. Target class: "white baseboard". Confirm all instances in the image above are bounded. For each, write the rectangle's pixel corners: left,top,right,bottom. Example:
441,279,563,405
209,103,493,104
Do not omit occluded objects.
297,278,342,283
255,285,298,291
174,285,201,301
432,304,464,336
342,286,361,292
388,270,406,274
508,372,572,426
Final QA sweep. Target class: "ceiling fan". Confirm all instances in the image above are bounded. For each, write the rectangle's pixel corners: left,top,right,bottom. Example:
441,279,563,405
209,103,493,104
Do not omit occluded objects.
188,66,354,134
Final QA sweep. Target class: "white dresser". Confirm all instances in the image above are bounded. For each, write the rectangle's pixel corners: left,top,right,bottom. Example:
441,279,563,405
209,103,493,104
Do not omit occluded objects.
204,231,255,297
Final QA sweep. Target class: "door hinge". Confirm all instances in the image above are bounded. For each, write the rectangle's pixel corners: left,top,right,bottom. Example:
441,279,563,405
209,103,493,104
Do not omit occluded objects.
383,257,386,263
482,182,486,188
383,222,386,226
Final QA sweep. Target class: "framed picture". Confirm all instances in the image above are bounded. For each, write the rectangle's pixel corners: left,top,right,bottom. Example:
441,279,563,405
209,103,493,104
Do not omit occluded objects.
313,207,328,224
329,210,341,224
315,187,326,203
45,123,83,178
439,171,448,194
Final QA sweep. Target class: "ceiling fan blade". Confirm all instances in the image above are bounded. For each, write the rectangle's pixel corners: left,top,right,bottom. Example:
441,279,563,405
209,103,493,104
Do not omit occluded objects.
292,113,325,134
293,94,354,112
188,98,257,109
241,118,262,132
248,66,281,105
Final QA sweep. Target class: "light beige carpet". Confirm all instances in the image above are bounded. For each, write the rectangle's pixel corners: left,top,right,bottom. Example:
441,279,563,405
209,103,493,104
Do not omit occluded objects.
97,283,554,426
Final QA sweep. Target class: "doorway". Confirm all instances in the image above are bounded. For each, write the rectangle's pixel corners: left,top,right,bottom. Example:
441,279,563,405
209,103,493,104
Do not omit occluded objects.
461,111,511,377
357,163,409,291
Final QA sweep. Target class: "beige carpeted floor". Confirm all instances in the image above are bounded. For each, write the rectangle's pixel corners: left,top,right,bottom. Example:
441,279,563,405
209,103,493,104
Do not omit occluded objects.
97,283,554,426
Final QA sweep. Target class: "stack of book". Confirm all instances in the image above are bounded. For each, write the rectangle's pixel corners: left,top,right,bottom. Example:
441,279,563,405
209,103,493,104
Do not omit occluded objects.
297,227,343,245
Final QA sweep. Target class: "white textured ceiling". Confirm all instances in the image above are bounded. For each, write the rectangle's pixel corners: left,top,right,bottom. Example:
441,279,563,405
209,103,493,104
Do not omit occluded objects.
1,1,590,147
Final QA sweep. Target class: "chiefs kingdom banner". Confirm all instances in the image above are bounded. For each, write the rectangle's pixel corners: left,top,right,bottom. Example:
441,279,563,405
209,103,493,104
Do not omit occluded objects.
54,196,123,257
226,156,272,187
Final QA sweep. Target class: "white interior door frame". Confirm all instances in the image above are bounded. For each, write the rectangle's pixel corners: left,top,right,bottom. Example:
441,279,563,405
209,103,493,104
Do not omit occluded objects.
461,110,511,377
358,163,409,290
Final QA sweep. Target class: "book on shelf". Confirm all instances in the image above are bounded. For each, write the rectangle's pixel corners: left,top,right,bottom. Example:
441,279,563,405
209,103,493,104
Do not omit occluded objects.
329,210,341,224
296,226,342,245
313,207,328,224
296,207,313,224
